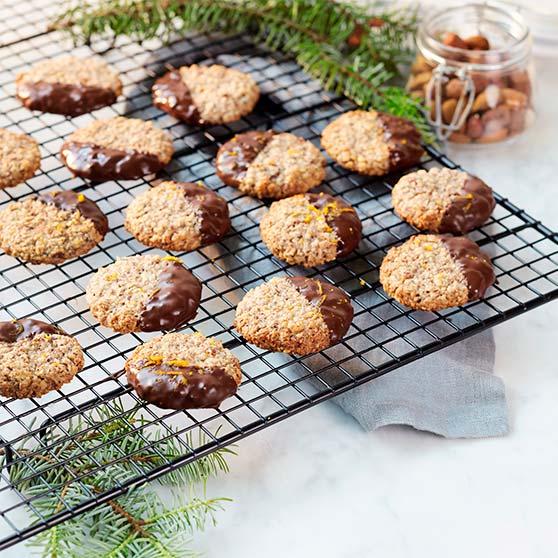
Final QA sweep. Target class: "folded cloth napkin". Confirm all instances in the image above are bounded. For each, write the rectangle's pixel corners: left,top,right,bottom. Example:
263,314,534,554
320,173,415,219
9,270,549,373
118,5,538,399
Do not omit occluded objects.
330,330,508,438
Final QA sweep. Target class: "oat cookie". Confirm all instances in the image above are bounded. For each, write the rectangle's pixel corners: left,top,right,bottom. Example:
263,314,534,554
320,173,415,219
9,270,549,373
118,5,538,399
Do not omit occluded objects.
234,276,353,355
152,64,259,125
392,168,495,234
86,255,202,333
0,190,108,264
0,318,84,399
125,181,230,251
0,128,41,189
61,117,174,182
126,332,241,409
16,56,122,116
216,131,326,199
321,110,424,176
379,234,495,311
260,193,362,267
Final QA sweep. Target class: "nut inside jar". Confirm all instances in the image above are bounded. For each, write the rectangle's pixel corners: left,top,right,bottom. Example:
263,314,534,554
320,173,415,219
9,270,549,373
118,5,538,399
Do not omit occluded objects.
411,4,535,145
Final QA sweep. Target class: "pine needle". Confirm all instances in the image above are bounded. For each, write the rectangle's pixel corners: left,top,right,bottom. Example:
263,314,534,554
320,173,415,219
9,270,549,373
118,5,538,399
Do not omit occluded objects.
51,0,434,142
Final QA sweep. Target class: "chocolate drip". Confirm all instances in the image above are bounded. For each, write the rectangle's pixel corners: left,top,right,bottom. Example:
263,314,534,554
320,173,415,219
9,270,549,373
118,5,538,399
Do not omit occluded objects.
0,318,66,343
439,176,495,234
376,112,424,172
38,190,109,237
287,276,353,343
61,141,165,182
305,193,362,258
175,182,230,245
216,131,275,187
128,363,237,410
152,70,202,125
440,236,495,300
138,262,202,332
17,80,117,117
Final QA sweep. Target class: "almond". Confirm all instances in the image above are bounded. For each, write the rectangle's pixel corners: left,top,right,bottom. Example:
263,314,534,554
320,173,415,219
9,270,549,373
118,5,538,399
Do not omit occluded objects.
509,107,527,134
442,32,468,49
442,98,458,124
465,35,490,50
411,55,433,74
407,71,432,91
501,88,528,108
449,132,471,144
445,78,464,99
481,105,511,129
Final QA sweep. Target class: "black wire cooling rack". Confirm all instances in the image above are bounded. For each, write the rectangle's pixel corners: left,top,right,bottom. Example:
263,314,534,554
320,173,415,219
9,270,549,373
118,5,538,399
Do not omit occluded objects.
1,2,558,550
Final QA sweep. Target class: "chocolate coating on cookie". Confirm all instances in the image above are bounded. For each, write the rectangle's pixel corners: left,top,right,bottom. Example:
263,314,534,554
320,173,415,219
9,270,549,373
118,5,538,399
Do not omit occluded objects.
18,81,117,117
38,190,108,237
152,70,201,125
306,193,362,257
376,112,424,173
440,236,495,299
287,277,353,343
439,176,495,234
0,319,66,343
176,182,230,244
216,131,275,188
138,262,202,332
128,363,238,409
61,142,166,182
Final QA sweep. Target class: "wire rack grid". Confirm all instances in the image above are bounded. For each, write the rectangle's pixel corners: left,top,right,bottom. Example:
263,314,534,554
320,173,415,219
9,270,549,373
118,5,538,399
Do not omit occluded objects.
0,6,558,551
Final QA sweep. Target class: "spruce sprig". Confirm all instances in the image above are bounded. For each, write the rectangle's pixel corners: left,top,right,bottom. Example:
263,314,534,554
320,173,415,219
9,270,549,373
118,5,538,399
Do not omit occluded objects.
4,400,234,558
51,0,433,142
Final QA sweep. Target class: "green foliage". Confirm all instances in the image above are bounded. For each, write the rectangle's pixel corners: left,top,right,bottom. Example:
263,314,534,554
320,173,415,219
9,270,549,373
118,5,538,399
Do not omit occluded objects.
4,400,234,558
52,0,434,142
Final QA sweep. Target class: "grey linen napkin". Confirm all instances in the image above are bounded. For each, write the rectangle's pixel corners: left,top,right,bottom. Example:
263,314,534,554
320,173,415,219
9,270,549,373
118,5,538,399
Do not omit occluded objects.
329,330,508,438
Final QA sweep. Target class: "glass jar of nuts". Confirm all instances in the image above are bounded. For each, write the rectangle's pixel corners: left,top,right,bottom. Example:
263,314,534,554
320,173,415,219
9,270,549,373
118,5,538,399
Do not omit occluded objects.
408,2,535,145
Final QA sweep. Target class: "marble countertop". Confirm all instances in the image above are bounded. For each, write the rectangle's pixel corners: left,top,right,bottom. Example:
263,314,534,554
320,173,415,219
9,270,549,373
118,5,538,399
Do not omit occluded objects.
2,2,557,557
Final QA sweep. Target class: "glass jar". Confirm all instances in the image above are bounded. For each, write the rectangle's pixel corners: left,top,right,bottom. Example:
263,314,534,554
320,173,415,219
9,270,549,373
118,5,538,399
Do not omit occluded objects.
408,2,535,145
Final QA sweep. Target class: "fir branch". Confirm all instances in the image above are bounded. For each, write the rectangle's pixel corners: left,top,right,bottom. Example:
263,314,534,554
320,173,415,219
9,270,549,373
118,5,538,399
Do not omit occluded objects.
2,400,234,558
51,0,434,142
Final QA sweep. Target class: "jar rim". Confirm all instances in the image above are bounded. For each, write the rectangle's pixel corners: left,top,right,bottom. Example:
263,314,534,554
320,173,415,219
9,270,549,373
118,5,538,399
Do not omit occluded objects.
417,2,531,72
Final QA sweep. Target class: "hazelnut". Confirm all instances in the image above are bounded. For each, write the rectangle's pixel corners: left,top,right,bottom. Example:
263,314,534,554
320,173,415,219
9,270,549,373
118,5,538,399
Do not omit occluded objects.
442,32,468,49
466,114,484,139
465,35,490,50
445,78,464,99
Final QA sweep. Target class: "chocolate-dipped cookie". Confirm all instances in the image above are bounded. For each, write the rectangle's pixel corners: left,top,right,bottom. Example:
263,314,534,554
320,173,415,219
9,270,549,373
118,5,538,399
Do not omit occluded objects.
152,64,259,125
321,110,424,176
392,168,495,234
86,255,202,333
216,130,326,199
125,332,241,410
0,128,41,189
379,234,495,311
0,318,84,398
0,190,108,264
234,276,353,355
260,193,362,267
16,56,122,116
60,117,173,182
125,181,230,251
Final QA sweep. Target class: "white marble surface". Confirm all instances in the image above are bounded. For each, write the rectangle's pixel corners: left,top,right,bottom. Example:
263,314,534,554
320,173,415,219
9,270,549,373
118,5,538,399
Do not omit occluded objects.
2,2,558,557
